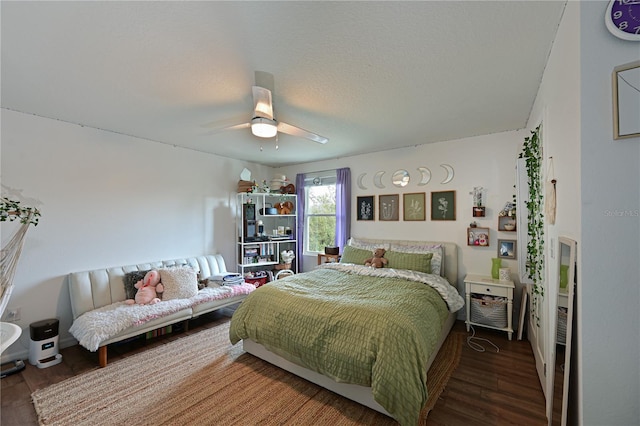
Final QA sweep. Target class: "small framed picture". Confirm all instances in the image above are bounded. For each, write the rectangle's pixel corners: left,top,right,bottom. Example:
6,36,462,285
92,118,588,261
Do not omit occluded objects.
356,196,375,221
403,192,426,221
378,194,399,221
613,60,640,139
497,239,517,259
430,190,456,221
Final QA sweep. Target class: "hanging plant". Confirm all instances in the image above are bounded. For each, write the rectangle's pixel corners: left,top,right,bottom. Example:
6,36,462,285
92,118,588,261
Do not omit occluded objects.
519,125,544,326
0,197,41,226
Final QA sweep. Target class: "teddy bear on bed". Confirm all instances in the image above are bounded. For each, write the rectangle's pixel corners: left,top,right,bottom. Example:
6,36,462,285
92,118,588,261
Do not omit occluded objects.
364,248,388,268
125,270,164,305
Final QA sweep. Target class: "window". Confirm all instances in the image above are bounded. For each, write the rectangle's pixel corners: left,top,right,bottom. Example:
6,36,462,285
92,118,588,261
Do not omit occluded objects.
304,172,336,254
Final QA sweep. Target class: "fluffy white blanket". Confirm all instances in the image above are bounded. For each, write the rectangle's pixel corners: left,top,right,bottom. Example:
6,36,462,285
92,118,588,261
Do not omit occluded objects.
69,283,256,351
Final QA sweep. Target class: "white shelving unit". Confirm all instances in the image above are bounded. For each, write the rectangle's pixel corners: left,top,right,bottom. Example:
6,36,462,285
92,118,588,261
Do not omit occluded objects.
236,192,298,277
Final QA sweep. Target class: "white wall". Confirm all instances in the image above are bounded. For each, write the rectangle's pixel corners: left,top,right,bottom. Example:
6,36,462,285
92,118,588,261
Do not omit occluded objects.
279,130,526,319
527,0,581,417
0,109,272,363
508,2,640,423
579,2,640,425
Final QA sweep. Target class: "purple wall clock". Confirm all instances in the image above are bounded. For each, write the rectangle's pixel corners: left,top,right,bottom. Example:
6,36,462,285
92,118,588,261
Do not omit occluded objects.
605,0,640,41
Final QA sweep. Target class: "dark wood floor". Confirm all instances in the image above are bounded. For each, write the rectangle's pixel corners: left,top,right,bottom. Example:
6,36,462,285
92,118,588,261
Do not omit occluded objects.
1,309,547,425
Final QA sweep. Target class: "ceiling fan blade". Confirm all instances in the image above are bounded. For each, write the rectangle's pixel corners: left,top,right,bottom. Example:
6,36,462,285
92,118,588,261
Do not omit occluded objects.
225,122,251,131
201,122,250,136
277,122,329,144
252,86,274,120
200,114,250,129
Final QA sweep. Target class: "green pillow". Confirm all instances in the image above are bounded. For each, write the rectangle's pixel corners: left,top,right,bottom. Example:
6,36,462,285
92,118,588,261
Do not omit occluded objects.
340,246,373,265
385,251,433,273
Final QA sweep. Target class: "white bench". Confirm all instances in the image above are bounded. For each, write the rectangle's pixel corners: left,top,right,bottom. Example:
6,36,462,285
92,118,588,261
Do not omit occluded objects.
68,255,253,367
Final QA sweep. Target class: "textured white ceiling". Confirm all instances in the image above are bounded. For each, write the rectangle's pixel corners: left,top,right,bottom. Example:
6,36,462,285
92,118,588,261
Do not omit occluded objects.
1,1,566,167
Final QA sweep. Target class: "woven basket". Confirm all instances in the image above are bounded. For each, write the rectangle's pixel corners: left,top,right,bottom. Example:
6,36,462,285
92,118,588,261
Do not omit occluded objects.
556,307,567,344
274,263,292,270
470,296,507,328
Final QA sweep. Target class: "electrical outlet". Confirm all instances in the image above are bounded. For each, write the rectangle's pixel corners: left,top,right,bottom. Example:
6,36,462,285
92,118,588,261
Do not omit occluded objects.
5,307,21,322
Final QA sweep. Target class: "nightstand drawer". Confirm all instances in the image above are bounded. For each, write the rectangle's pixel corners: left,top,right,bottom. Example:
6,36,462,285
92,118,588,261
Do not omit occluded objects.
468,283,509,298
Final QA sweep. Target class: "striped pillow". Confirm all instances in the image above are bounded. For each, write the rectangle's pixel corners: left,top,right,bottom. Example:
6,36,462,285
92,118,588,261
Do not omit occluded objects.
340,245,374,265
385,251,433,274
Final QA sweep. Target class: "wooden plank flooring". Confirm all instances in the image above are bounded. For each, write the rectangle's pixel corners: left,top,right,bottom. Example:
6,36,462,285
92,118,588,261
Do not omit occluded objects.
1,310,546,425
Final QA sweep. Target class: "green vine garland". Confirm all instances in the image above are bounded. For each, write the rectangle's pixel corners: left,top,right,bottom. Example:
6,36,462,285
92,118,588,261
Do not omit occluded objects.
0,197,41,226
519,125,544,326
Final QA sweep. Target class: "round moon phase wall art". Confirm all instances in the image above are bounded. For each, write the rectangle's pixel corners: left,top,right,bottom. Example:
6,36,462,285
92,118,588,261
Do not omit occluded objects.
392,169,410,187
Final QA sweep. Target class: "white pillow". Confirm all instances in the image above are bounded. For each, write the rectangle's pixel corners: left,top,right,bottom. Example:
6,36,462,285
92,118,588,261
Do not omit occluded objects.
348,237,391,251
159,267,199,300
389,243,444,276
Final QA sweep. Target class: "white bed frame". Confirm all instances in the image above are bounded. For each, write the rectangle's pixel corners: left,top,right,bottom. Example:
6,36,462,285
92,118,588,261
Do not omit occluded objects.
243,239,459,418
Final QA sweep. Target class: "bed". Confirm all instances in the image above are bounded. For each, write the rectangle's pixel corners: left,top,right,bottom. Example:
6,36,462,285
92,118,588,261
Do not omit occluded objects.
229,238,464,425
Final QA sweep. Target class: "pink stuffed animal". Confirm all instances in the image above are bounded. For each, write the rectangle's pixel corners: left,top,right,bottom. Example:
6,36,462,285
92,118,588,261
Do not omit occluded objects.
125,270,164,305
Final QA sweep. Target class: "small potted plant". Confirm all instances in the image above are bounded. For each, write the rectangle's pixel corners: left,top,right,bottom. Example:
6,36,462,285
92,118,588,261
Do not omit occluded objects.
472,187,485,217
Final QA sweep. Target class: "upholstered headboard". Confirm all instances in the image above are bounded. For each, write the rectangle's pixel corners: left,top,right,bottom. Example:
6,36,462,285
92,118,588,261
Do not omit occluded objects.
347,238,458,287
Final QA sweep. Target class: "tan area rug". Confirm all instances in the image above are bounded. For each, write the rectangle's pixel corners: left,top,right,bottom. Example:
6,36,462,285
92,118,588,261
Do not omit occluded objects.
32,321,463,425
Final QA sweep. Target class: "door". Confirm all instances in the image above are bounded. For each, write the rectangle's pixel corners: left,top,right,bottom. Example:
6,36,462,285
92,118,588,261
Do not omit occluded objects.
516,158,547,395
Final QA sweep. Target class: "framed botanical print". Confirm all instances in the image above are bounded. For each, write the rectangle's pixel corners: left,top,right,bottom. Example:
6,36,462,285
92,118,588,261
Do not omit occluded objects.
403,192,426,221
430,190,456,221
378,194,399,221
356,196,375,221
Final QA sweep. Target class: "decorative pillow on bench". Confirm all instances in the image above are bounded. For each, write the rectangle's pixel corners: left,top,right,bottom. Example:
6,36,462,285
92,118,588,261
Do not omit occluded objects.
159,267,199,300
123,270,151,299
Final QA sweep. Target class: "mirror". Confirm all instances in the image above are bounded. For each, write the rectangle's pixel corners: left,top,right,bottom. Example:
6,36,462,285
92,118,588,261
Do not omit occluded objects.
240,167,252,181
373,171,386,189
356,173,367,190
417,167,431,186
392,169,410,187
550,237,577,426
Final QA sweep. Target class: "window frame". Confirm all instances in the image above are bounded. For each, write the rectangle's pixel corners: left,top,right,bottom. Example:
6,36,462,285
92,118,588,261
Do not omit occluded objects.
303,173,337,256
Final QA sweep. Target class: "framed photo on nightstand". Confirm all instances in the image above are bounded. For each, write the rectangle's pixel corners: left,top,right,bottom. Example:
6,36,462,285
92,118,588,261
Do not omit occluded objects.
498,239,516,259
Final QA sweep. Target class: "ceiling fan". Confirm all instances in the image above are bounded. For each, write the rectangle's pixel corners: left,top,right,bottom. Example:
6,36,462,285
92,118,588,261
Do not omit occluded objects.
207,85,328,145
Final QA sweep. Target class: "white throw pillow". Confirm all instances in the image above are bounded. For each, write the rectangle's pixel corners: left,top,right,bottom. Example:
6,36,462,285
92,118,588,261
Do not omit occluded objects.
159,267,199,300
348,237,391,251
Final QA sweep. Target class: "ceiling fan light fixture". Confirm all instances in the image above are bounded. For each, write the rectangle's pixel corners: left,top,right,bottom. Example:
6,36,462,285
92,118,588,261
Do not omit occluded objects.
251,117,278,138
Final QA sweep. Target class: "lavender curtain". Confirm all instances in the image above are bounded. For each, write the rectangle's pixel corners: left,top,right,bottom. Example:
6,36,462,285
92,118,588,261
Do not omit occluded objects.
335,167,351,252
295,173,306,266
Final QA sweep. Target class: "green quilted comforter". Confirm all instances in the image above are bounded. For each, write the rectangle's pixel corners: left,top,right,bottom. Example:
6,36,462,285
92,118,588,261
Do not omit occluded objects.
229,264,464,425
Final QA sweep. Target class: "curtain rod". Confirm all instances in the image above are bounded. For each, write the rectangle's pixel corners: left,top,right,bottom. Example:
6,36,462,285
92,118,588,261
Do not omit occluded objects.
295,167,348,175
